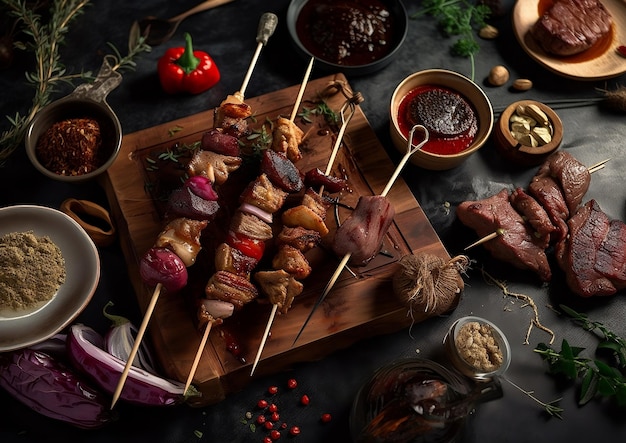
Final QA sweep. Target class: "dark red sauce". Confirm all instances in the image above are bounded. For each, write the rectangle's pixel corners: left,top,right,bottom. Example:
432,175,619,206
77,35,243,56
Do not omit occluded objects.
295,0,395,66
397,86,478,155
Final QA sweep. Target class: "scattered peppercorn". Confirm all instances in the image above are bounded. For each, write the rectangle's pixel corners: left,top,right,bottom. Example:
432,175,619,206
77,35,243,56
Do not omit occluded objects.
617,45,626,57
320,413,332,423
257,415,266,425
300,395,310,406
289,426,301,436
268,403,278,413
270,429,281,440
268,386,279,395
270,412,280,422
257,399,268,409
287,378,298,389
264,421,274,430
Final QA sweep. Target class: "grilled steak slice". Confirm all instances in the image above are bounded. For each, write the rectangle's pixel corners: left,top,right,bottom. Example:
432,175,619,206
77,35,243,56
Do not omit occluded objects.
531,0,612,56
556,200,617,297
538,151,590,213
595,220,626,290
528,175,569,243
457,188,552,282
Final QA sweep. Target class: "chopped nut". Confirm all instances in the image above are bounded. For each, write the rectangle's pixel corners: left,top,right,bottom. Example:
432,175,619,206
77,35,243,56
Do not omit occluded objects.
488,65,509,86
508,102,553,147
479,24,499,39
512,78,533,91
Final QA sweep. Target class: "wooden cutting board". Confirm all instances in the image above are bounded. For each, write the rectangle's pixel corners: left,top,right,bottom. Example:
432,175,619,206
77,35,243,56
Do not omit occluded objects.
102,73,451,407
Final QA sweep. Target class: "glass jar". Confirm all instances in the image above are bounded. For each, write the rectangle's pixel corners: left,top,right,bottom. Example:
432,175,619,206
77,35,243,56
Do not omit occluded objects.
349,358,501,443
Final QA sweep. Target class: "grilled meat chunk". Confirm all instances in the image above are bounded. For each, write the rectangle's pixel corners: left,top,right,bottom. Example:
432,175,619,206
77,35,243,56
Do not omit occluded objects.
276,226,321,252
230,210,273,241
510,187,555,247
155,217,208,267
239,174,288,214
255,270,304,314
261,149,304,192
205,271,258,310
271,117,304,162
272,245,312,280
187,150,242,185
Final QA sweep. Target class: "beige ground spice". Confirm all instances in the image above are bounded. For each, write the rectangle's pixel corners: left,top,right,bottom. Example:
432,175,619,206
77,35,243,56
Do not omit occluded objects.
455,321,504,373
0,231,66,311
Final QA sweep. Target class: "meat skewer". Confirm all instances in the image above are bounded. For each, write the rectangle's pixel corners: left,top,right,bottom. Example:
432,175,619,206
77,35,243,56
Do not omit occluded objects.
292,124,431,345
463,157,610,251
249,82,364,374
111,12,278,408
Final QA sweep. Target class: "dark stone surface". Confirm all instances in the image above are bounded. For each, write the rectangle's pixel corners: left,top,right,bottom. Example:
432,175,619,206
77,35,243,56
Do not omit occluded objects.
1,1,626,442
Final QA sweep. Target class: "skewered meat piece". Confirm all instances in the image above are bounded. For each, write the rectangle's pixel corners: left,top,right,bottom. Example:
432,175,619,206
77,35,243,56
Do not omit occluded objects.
155,218,208,267
213,101,252,138
205,271,259,310
528,175,569,243
187,150,243,185
282,204,329,236
276,226,321,252
261,149,304,192
304,168,347,193
332,195,396,266
201,128,241,157
272,245,312,280
301,187,331,219
230,211,273,241
165,186,220,221
555,200,626,297
240,173,288,215
536,151,590,213
457,189,552,282
214,242,259,276
271,117,304,162
510,187,555,247
255,270,304,314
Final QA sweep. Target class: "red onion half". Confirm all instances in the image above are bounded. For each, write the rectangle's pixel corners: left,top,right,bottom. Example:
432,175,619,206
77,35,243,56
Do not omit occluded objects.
67,324,198,406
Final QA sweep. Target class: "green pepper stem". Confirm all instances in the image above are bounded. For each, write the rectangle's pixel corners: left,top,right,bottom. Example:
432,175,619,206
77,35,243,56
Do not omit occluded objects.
176,32,200,74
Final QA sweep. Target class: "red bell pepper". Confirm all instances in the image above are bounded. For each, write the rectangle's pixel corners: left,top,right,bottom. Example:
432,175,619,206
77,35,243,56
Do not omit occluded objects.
226,231,265,262
158,33,220,94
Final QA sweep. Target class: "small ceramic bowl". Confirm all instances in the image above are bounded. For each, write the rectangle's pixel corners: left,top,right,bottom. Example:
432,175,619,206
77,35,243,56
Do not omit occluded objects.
443,316,511,380
286,0,408,76
390,69,494,170
494,100,563,167
25,58,122,183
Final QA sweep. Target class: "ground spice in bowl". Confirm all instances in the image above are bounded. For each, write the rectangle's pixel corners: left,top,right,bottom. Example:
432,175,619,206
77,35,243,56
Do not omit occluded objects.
0,231,66,314
454,321,504,373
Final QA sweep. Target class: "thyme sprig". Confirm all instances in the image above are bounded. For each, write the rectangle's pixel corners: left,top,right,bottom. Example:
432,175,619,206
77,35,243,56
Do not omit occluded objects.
0,0,151,166
412,0,491,81
535,305,626,407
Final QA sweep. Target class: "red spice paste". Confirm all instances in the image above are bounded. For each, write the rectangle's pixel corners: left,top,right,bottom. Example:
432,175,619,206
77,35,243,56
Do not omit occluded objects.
397,85,478,155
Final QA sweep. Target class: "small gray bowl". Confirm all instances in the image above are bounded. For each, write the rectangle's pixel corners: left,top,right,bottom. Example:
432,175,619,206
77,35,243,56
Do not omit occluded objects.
25,57,122,183
286,0,408,76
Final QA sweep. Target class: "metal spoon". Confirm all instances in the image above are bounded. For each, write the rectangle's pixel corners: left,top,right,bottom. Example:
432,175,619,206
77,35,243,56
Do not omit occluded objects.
137,0,235,46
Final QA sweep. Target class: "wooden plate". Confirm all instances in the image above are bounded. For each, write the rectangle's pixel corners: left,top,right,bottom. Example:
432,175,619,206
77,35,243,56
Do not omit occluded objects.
102,74,450,406
512,0,626,81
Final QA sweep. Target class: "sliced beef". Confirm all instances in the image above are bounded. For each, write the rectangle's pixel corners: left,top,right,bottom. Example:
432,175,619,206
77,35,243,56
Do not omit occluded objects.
510,187,555,248
595,220,626,290
531,0,612,56
457,189,552,282
556,200,617,297
539,151,590,213
528,175,569,243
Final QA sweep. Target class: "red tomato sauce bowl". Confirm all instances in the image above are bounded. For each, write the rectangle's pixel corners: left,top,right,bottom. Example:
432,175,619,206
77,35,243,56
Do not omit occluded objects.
390,69,494,170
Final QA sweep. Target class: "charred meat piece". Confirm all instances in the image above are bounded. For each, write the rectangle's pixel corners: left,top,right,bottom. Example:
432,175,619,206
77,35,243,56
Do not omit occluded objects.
205,271,259,310
510,187,555,247
301,187,331,220
255,270,304,314
261,149,304,193
457,189,552,282
276,226,321,252
556,200,617,297
165,186,220,221
282,204,329,236
201,128,240,157
214,242,259,276
332,195,396,266
531,0,612,56
239,173,288,214
272,244,312,280
187,150,242,185
213,102,252,138
271,117,304,163
155,217,208,267
230,210,273,241
304,168,347,193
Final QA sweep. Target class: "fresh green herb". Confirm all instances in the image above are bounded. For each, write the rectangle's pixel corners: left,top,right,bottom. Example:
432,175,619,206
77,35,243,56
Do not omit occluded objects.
0,0,151,166
535,305,626,407
412,0,491,80
168,125,184,137
503,377,564,419
299,101,339,126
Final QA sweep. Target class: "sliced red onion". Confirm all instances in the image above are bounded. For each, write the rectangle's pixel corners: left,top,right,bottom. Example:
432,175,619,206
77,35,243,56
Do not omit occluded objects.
239,202,272,224
184,175,219,201
139,247,188,293
67,324,198,406
201,299,234,320
102,301,158,374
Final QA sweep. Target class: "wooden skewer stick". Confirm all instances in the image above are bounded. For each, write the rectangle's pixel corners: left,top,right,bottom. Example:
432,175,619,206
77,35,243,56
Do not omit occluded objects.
463,158,611,251
111,283,162,409
249,57,315,376
292,125,430,346
183,320,214,395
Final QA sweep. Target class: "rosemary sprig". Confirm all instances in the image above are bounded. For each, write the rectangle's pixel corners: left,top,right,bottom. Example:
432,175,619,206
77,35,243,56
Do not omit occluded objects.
412,0,491,81
0,0,151,166
535,305,626,407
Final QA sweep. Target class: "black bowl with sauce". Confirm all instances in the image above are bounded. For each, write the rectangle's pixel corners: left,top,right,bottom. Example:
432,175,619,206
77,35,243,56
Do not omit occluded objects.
286,0,408,76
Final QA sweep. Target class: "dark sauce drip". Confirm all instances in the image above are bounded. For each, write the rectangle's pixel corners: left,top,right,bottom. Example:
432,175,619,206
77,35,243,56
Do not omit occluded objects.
296,0,395,66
